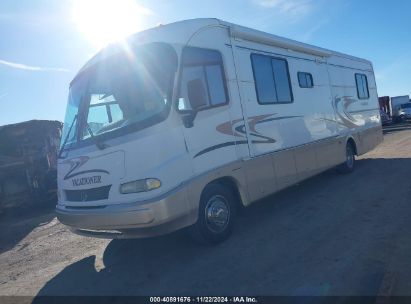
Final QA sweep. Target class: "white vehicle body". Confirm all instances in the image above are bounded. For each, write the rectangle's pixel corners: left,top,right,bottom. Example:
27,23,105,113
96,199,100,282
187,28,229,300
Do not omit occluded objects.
391,95,410,119
56,19,383,239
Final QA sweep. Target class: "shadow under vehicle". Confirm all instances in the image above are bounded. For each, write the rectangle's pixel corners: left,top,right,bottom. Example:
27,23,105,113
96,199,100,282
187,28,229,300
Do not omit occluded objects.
36,157,411,296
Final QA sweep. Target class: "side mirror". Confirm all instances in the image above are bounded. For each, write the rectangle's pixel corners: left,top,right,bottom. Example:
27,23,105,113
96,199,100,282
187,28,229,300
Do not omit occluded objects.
179,79,208,128
178,98,197,128
181,112,197,128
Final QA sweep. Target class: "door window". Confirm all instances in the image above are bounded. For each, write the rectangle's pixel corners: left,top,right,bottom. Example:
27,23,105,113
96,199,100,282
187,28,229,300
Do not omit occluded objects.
179,47,228,111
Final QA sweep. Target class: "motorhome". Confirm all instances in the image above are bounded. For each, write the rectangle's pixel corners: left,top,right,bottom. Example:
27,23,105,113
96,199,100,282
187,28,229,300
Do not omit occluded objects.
56,19,383,243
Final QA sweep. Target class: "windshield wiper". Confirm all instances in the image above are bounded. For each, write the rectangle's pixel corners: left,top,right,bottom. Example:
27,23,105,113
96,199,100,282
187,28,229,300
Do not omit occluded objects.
58,114,78,159
86,123,109,150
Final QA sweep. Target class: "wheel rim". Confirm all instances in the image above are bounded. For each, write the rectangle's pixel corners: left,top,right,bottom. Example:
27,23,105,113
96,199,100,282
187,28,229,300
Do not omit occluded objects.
204,195,230,233
346,145,354,168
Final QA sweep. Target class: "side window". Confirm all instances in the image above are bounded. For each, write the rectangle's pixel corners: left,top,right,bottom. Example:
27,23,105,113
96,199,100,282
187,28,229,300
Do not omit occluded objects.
251,55,276,104
109,104,124,122
179,47,228,111
298,72,314,88
87,105,109,131
251,54,293,104
85,94,113,136
83,94,124,138
355,73,369,99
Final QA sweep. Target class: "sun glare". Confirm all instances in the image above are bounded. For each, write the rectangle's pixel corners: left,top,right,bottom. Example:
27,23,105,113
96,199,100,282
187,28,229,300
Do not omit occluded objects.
72,0,151,49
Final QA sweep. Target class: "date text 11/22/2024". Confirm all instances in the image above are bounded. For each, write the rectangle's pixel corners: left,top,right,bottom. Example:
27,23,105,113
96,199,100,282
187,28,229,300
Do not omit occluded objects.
149,297,258,303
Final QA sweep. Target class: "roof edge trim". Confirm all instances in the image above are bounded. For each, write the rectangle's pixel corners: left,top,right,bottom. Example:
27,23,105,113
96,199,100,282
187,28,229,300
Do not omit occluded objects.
229,25,332,58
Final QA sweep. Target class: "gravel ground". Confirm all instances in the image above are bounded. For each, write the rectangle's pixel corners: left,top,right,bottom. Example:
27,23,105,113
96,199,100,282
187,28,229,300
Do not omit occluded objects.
1,127,411,297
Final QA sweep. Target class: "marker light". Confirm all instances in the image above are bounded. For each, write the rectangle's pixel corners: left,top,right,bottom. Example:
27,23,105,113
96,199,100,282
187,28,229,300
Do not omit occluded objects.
120,178,161,194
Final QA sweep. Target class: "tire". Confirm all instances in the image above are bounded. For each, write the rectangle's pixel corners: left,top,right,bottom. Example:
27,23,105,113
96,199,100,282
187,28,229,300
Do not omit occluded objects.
337,142,355,174
189,183,236,245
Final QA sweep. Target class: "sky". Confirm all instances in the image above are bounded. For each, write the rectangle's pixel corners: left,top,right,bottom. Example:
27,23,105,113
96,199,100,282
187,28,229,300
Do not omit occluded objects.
0,0,410,125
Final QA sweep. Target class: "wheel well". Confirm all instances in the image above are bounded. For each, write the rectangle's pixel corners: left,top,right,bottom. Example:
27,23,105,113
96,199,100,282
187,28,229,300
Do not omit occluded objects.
205,177,244,209
347,138,357,155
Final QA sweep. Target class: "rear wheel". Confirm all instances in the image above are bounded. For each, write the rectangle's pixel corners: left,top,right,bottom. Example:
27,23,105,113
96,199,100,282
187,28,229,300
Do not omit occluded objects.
189,183,236,245
337,142,355,174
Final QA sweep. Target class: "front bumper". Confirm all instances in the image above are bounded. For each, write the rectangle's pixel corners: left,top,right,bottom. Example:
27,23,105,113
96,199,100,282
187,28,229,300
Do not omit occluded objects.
56,186,197,238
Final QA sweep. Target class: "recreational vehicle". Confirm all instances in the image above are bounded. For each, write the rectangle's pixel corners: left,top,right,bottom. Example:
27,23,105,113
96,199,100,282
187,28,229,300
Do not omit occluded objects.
56,19,383,243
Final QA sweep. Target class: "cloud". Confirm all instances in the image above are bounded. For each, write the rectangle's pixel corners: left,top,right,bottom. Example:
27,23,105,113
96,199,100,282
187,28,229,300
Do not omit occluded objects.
0,93,7,100
0,59,69,72
256,0,314,19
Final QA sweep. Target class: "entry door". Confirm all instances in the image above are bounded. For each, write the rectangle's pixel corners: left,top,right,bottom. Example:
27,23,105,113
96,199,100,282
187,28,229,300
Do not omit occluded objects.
230,48,299,197
240,52,298,192
238,52,297,157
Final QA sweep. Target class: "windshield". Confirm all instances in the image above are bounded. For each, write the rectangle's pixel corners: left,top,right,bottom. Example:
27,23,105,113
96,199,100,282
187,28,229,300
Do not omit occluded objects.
61,43,177,149
400,103,411,109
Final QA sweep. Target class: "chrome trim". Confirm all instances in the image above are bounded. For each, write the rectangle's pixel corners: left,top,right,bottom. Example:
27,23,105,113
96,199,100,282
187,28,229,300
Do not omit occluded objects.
205,195,230,233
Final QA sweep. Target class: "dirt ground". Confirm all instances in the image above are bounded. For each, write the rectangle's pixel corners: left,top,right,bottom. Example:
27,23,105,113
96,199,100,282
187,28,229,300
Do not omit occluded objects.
1,125,411,297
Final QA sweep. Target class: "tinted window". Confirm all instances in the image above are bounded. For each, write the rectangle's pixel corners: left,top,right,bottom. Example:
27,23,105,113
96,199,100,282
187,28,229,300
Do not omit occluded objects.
182,47,223,66
180,65,210,109
251,54,293,104
272,59,293,101
298,72,314,88
251,55,277,103
355,73,369,99
179,47,228,110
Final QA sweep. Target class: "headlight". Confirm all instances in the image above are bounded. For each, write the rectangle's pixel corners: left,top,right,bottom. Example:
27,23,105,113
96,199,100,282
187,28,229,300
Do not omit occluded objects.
119,178,161,194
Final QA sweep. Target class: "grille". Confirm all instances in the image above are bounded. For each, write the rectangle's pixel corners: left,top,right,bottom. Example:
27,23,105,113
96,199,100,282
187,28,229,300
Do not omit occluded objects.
65,185,111,202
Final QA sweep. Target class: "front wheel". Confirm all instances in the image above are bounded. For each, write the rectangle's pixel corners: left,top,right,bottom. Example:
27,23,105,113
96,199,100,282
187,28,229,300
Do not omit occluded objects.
189,183,236,245
337,142,355,174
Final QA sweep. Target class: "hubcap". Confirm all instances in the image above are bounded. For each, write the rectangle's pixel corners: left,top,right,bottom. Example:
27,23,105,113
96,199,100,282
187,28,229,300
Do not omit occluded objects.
204,195,230,233
346,146,354,168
